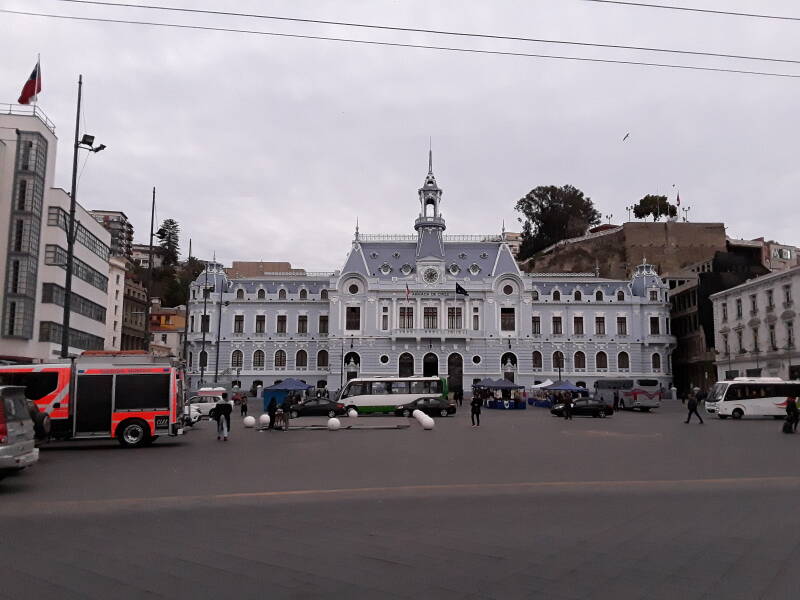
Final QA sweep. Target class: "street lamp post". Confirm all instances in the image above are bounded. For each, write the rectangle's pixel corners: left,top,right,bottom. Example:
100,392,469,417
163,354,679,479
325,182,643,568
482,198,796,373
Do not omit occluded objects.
681,206,691,222
60,74,106,358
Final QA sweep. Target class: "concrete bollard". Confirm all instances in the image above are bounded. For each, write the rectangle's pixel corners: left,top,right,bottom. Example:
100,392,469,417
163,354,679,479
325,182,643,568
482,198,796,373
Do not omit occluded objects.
348,409,358,418
258,414,271,428
243,416,256,428
327,418,341,431
422,415,435,430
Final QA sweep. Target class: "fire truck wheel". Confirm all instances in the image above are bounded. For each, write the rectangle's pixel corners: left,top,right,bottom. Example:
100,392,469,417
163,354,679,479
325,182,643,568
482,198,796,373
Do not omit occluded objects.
118,419,150,448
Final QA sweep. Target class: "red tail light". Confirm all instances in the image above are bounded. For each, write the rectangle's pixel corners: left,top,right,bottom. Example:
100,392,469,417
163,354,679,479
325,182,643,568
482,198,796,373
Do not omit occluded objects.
336,403,344,409
0,399,7,444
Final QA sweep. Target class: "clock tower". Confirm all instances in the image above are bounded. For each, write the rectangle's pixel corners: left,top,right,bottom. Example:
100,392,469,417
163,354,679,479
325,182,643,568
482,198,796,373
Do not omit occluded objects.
415,150,446,282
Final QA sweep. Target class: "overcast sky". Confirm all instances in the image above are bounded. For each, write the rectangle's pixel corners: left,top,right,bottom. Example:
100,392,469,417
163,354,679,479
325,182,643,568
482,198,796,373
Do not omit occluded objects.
3,0,800,271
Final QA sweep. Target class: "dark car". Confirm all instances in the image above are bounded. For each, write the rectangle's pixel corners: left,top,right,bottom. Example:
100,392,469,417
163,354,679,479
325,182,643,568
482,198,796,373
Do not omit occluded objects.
287,398,347,419
550,398,613,418
394,397,456,418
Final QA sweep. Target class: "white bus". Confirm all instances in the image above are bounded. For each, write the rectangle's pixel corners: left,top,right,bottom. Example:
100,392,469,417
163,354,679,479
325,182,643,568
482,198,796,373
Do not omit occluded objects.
338,377,448,415
706,378,800,419
593,378,662,411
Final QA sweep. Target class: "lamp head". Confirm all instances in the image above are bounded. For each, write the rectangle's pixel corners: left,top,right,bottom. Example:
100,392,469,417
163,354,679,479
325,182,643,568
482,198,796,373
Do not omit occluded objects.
80,134,95,147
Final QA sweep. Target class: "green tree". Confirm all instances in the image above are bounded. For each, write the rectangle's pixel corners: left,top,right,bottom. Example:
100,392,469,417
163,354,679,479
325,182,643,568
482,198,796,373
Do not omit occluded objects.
515,185,601,260
156,218,180,267
632,195,677,221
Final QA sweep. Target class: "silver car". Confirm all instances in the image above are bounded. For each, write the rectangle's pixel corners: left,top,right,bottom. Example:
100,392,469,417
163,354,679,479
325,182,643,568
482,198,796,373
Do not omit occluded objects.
0,386,39,482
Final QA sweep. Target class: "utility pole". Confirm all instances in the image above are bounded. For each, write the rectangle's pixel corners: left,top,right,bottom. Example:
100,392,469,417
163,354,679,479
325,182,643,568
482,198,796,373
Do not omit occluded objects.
60,75,83,358
181,238,192,367
200,265,208,385
144,187,156,352
214,265,224,383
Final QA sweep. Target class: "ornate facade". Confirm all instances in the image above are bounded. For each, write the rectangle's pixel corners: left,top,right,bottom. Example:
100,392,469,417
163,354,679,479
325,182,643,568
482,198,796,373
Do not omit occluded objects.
186,154,676,394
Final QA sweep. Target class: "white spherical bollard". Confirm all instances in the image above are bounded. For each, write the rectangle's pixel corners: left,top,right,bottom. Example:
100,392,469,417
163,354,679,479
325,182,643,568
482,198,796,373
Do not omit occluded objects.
422,416,435,430
258,413,271,427
243,416,256,428
327,417,341,431
348,409,358,419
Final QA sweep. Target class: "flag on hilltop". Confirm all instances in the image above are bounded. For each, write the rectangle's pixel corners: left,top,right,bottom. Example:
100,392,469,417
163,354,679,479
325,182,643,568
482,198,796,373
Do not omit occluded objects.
18,59,42,105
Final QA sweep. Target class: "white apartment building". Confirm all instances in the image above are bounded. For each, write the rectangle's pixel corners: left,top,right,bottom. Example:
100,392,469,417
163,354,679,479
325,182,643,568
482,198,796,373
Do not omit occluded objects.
105,255,127,351
1,106,111,361
711,265,800,381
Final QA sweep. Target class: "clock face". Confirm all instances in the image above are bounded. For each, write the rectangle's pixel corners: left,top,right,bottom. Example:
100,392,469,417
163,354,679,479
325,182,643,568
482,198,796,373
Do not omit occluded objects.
423,268,439,284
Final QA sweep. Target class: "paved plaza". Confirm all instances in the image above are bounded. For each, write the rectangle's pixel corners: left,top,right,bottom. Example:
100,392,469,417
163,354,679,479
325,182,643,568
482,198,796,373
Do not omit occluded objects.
1,399,798,599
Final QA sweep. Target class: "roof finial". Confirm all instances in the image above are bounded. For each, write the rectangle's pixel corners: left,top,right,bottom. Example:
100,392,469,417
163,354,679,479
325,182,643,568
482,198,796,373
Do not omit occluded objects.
355,218,360,241
501,219,506,235
428,138,433,174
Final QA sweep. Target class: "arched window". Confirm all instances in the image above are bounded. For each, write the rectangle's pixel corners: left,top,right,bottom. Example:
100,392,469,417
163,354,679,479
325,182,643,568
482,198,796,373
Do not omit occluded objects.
231,349,243,368
321,289,328,300
274,350,286,368
552,290,561,301
296,349,308,368
278,289,287,300
257,289,265,299
553,351,565,369
253,350,265,368
317,349,329,368
532,290,539,301
199,350,208,368
596,351,608,370
236,289,244,300
574,351,586,369
574,290,582,301
616,290,625,301
532,351,543,369
618,351,630,370
595,290,604,302
299,289,308,300
652,353,661,372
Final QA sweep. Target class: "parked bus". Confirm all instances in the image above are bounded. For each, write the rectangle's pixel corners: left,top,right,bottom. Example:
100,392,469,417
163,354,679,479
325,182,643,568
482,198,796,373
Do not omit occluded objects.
593,378,662,411
0,351,183,448
705,377,800,419
338,376,448,415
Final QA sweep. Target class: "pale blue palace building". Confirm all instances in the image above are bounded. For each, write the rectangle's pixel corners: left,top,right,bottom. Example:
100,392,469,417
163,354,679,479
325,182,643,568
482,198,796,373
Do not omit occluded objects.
185,155,676,394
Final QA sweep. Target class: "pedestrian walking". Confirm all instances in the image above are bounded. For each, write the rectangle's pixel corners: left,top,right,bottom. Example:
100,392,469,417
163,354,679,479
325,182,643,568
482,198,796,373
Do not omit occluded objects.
240,392,248,417
267,397,277,430
612,391,620,412
213,394,233,440
456,389,463,407
563,395,573,420
470,393,482,427
786,396,799,432
685,391,704,424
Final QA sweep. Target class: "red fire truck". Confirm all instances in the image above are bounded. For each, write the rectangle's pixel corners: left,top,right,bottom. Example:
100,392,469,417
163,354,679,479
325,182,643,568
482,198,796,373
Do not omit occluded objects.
0,351,183,448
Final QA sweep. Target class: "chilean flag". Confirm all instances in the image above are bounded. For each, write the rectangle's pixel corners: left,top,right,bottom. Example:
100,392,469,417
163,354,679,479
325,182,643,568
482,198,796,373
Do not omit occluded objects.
18,60,42,105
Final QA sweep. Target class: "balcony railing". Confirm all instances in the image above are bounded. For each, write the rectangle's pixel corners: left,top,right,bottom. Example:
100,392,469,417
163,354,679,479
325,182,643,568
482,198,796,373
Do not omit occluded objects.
394,328,470,337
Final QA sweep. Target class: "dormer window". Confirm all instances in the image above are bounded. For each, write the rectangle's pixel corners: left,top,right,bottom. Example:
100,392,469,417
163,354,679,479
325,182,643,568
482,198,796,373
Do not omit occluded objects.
552,290,561,301
574,290,582,301
448,263,461,275
401,264,413,276
595,290,604,302
469,263,481,275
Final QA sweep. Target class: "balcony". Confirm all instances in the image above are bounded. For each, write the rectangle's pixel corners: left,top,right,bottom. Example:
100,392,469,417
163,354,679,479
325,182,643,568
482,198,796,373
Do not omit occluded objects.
393,328,470,340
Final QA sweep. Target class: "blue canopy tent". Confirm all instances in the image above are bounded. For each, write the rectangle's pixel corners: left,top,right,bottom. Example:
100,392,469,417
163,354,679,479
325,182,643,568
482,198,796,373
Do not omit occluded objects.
488,378,524,390
262,379,314,411
473,378,501,389
543,380,586,393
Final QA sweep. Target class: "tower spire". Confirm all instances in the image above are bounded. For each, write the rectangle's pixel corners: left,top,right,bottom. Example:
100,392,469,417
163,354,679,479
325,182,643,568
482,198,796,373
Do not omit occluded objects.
428,138,433,174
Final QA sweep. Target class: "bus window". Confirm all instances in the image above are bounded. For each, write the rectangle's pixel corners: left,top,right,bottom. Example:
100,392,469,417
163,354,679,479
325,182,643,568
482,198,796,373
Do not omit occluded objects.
390,381,409,394
370,382,389,395
343,382,366,398
0,372,59,400
725,385,743,401
410,381,426,394
636,379,659,387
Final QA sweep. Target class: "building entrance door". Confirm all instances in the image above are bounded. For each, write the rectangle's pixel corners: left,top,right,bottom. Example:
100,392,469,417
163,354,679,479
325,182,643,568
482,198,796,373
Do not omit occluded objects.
447,353,463,396
398,353,414,378
423,353,438,377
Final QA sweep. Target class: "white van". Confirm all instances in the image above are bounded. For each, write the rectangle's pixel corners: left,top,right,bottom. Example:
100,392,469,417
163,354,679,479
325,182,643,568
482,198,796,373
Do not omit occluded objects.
338,377,446,415
189,387,228,418
706,377,800,419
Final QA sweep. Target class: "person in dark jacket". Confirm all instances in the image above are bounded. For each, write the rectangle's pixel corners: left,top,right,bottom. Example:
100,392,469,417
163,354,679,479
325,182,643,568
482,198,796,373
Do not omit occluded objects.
240,392,249,417
267,397,277,430
214,394,233,440
685,391,704,424
786,396,799,432
470,393,482,427
563,395,573,420
612,391,620,412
